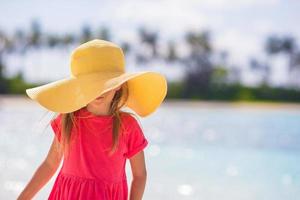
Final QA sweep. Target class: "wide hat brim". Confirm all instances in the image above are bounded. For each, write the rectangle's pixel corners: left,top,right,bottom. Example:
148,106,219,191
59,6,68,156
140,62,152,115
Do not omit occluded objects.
26,71,167,117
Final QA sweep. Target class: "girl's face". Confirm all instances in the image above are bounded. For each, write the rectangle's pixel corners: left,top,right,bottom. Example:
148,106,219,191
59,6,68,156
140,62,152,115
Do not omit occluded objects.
88,85,122,107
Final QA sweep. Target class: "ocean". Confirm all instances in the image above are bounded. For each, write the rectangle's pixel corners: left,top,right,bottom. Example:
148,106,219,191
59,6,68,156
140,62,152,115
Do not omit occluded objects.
0,97,299,200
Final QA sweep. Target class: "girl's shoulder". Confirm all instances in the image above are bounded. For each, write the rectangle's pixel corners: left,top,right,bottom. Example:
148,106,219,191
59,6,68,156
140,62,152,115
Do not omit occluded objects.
120,111,139,124
119,111,143,133
120,111,148,159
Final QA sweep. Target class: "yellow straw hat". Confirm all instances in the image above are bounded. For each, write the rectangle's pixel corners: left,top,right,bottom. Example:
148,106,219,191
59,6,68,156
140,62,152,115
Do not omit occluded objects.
25,39,168,117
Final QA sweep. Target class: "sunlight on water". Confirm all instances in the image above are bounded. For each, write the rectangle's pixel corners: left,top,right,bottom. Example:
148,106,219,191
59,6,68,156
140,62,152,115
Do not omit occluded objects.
202,128,218,142
226,164,239,177
282,174,293,185
4,180,25,194
148,144,161,157
6,158,29,171
177,184,194,196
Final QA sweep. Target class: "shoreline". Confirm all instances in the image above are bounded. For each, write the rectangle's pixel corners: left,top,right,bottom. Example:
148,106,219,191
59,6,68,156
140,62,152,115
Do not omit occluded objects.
1,94,300,110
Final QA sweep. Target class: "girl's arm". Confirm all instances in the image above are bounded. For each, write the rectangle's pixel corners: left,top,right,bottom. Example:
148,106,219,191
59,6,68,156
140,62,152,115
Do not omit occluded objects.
17,137,63,200
129,150,147,200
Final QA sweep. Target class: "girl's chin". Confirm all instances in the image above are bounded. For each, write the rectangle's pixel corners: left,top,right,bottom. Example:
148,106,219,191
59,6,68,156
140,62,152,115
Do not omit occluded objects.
94,100,104,104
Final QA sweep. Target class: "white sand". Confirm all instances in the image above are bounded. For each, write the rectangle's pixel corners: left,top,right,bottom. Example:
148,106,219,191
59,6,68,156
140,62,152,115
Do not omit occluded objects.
1,94,300,110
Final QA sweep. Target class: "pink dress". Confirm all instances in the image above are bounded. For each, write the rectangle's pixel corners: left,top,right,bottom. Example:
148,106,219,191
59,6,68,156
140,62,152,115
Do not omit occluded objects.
48,107,148,200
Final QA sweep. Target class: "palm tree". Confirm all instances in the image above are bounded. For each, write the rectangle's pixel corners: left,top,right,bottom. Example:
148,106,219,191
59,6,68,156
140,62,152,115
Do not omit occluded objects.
181,30,213,99
265,35,298,72
80,24,93,43
96,26,111,41
28,19,42,48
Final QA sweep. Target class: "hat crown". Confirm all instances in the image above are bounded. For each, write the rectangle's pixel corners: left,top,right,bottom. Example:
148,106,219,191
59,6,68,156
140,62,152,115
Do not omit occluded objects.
70,39,125,77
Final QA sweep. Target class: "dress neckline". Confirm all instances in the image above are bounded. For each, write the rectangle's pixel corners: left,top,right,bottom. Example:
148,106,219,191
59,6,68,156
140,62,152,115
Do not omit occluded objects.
77,107,114,119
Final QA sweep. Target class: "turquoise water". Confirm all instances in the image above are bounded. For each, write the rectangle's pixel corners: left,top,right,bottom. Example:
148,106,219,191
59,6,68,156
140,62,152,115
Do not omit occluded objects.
0,99,300,199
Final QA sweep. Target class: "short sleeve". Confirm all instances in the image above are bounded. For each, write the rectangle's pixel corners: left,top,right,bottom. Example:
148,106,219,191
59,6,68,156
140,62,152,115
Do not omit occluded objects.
124,115,148,159
50,114,62,142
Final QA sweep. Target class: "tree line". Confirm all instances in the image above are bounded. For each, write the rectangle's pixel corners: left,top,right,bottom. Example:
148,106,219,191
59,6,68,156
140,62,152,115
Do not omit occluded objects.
0,19,300,102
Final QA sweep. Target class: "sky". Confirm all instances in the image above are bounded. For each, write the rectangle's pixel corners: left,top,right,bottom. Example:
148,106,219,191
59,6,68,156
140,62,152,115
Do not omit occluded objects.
0,0,299,86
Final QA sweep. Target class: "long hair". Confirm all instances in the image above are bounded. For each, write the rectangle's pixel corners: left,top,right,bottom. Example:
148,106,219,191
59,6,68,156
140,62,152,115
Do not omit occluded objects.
51,81,137,157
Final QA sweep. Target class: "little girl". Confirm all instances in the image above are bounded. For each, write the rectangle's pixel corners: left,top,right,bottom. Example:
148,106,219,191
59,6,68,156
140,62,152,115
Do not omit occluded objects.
17,39,167,200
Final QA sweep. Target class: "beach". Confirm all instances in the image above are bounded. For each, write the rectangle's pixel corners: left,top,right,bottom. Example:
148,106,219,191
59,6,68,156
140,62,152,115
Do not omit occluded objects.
1,94,300,109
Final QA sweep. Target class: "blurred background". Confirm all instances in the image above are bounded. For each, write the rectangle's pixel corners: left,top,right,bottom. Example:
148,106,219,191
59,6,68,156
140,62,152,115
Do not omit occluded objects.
0,0,300,199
